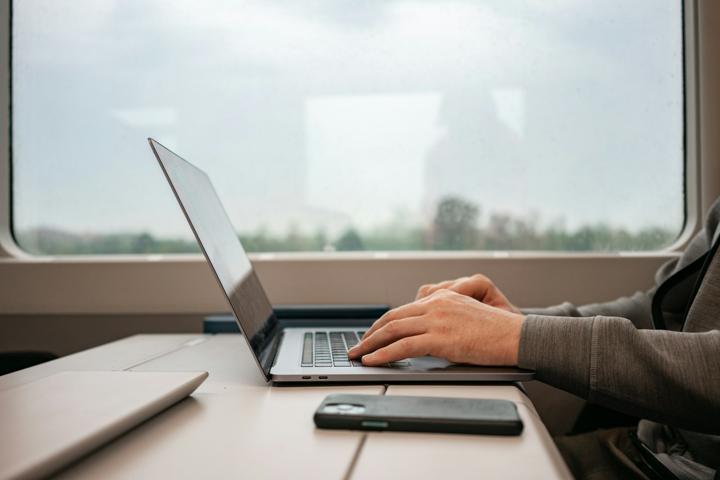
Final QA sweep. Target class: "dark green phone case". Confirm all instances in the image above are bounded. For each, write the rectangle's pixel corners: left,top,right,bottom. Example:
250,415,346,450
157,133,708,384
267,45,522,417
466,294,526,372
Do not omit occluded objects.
314,393,523,436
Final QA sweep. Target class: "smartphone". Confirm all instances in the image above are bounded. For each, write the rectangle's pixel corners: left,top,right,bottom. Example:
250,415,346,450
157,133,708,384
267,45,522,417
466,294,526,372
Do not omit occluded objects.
314,393,523,436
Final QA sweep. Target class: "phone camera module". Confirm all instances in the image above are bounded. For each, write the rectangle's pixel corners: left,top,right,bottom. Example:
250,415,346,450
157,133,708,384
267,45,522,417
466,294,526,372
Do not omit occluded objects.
322,403,366,415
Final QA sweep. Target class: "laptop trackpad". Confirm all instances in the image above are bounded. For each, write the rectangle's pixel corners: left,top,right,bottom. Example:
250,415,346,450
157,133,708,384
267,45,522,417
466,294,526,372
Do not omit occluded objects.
407,356,507,372
407,356,453,370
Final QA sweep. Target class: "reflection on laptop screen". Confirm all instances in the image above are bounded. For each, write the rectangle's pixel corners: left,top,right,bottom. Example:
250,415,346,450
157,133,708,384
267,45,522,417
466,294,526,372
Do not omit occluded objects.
149,139,276,374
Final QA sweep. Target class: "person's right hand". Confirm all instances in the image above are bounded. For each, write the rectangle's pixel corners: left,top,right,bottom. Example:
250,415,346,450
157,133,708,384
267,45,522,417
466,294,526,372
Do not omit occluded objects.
414,274,521,314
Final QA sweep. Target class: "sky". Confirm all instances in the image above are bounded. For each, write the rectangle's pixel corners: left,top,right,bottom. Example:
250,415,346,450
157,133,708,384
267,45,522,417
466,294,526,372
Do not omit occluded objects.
12,0,684,242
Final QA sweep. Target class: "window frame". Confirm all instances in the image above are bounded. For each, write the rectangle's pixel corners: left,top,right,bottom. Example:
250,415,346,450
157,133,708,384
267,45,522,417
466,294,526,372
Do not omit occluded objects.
0,0,716,315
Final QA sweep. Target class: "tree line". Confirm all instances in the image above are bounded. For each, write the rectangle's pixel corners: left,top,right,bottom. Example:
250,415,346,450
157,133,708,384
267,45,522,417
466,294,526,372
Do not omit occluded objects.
15,197,675,255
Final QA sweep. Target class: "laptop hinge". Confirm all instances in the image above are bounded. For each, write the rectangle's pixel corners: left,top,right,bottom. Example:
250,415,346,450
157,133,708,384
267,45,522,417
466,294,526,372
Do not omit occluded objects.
260,328,284,371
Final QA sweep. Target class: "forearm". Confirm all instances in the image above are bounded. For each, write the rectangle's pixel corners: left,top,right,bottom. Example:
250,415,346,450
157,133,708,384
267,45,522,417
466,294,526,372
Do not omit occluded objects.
521,290,654,329
521,302,583,318
518,314,720,434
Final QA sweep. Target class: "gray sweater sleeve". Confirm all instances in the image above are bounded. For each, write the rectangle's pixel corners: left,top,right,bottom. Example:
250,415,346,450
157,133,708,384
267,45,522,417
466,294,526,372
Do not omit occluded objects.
516,200,720,433
522,290,654,329
518,314,720,433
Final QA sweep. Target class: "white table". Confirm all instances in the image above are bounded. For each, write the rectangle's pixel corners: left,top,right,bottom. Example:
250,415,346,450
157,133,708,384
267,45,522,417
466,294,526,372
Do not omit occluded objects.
0,334,571,479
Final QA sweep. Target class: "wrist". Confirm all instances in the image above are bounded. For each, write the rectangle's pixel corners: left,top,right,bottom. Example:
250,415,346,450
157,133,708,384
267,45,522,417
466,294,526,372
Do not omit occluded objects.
506,314,525,365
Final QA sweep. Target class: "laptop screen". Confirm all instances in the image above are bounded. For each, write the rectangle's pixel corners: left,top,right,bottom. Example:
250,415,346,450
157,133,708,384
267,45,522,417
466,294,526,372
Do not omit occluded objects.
149,139,277,379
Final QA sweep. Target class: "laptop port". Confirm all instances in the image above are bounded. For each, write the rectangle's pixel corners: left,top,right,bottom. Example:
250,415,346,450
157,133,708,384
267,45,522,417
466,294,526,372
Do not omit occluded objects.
318,376,328,380
301,376,311,379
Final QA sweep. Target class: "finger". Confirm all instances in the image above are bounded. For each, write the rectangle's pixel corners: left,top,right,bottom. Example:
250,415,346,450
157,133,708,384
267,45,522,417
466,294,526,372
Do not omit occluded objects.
362,301,428,339
464,274,501,304
348,316,427,358
415,284,432,301
415,280,453,300
460,275,515,310
451,278,487,299
422,278,471,298
434,276,494,302
361,334,433,366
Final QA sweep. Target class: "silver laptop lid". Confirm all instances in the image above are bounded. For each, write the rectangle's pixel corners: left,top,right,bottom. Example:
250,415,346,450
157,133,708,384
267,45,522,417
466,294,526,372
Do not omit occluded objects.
149,138,278,380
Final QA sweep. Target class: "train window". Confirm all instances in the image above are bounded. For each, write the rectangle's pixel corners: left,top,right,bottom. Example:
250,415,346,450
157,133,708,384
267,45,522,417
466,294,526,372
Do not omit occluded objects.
12,0,684,254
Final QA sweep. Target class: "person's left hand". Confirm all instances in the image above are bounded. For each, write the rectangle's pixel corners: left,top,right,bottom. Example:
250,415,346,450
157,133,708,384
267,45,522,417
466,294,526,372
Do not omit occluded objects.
347,289,525,367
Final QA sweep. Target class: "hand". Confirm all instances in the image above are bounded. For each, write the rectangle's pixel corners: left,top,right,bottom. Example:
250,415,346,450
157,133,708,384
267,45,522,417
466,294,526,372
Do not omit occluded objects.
415,274,521,314
348,289,525,367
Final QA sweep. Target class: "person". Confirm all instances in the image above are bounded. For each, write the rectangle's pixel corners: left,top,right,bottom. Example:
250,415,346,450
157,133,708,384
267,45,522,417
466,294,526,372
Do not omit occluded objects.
348,198,720,480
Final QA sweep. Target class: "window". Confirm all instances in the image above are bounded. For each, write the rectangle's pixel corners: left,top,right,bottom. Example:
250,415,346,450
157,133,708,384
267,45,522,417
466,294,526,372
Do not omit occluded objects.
12,0,684,255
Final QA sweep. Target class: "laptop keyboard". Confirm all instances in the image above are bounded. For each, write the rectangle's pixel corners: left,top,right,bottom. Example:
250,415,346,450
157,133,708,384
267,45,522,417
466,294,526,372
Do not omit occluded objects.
301,331,410,368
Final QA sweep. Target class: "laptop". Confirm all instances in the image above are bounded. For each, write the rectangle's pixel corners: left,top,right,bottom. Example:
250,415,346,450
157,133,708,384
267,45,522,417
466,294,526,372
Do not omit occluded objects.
148,138,533,383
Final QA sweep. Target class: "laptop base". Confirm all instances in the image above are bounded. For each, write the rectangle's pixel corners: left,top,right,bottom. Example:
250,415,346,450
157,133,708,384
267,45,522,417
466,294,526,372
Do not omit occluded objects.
271,328,534,383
